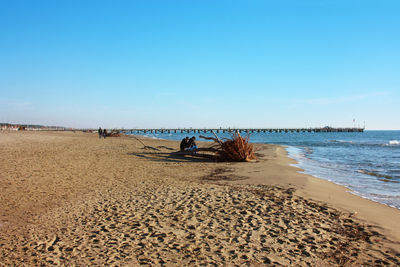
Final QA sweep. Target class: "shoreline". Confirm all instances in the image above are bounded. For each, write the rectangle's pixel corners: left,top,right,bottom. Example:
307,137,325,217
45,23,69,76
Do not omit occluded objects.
290,156,400,210
229,144,400,245
1,131,399,265
284,145,400,211
129,133,400,244
122,134,400,249
136,132,400,212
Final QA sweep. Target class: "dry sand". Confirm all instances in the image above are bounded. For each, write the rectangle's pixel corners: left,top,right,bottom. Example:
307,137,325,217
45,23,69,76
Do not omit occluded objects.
0,131,399,266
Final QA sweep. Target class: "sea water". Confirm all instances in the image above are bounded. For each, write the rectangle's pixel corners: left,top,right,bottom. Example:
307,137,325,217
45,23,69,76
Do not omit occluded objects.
131,130,400,209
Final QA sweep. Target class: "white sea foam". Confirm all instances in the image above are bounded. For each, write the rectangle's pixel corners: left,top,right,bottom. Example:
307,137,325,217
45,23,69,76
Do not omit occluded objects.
149,136,163,140
133,134,165,140
330,139,354,144
389,140,400,145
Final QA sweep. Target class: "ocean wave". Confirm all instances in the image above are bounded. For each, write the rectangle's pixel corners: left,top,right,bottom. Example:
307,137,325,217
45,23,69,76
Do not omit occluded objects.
368,193,400,199
327,140,400,148
352,192,400,209
131,134,165,140
357,170,399,183
303,147,314,154
148,135,163,140
329,139,354,144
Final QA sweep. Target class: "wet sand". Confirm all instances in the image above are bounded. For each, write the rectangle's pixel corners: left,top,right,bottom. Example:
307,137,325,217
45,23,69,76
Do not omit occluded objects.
0,131,399,266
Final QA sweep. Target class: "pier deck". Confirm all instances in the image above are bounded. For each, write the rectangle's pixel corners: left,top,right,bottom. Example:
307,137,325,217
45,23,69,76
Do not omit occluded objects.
121,127,364,134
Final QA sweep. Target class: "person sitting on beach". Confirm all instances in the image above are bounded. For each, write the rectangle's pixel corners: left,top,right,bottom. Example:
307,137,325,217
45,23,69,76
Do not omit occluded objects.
98,127,103,138
180,137,190,151
186,136,198,151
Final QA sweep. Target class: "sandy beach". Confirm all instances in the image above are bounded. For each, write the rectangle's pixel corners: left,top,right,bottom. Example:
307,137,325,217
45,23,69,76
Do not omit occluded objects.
1,131,399,266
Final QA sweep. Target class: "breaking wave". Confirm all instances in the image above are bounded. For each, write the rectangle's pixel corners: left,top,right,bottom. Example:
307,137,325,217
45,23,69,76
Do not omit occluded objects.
357,170,399,183
389,140,400,146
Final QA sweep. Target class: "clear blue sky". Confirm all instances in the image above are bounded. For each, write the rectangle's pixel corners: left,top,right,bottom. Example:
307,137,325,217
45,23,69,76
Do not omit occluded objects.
1,0,399,129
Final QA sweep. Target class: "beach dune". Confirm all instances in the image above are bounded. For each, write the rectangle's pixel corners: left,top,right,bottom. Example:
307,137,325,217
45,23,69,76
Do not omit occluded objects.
0,131,399,266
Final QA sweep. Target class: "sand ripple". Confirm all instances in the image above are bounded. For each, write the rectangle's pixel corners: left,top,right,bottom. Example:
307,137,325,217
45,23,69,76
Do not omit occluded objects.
2,181,399,266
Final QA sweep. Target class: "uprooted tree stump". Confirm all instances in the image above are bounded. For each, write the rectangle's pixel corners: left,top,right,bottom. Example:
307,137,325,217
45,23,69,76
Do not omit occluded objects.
105,130,121,137
200,131,257,162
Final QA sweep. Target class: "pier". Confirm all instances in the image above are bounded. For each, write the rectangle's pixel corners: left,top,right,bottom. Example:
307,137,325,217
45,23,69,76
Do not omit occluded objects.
120,127,364,134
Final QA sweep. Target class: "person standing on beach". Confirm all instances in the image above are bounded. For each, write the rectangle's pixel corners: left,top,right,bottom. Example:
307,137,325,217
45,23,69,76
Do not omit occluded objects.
98,127,103,138
103,129,107,139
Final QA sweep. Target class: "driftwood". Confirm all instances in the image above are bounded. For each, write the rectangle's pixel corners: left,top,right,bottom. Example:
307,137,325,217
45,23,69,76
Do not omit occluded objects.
199,131,256,162
132,136,160,151
129,131,255,161
106,130,121,137
170,150,216,160
156,145,175,151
